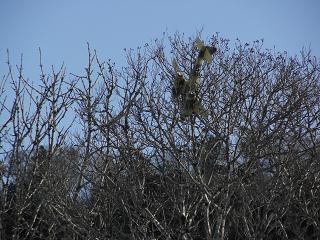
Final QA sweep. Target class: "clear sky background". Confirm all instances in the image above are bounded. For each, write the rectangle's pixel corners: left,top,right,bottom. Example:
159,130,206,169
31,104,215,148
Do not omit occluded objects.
0,0,319,80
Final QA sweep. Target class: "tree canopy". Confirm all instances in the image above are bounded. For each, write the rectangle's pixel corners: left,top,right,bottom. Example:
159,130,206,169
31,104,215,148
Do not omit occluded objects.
0,33,320,239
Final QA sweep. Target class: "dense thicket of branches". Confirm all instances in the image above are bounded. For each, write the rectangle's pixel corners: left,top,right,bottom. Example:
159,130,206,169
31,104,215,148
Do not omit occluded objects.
0,34,320,240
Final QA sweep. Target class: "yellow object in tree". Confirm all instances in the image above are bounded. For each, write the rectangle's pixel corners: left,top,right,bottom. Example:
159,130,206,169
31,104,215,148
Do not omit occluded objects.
172,38,217,120
195,38,217,64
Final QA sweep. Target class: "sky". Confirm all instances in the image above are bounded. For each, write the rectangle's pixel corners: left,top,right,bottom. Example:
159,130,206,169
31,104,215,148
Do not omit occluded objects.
0,0,319,80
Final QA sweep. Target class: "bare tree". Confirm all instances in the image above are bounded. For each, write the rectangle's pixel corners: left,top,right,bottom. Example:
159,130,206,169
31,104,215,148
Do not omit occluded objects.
0,33,319,239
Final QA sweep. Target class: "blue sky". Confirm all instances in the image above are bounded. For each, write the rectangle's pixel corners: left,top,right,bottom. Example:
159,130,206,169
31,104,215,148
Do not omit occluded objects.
0,0,319,78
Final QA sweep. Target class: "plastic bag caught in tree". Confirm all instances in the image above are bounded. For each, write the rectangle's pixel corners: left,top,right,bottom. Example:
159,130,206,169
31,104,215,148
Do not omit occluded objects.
172,58,187,99
190,38,217,80
181,92,207,120
195,37,217,64
172,38,217,120
181,92,197,118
